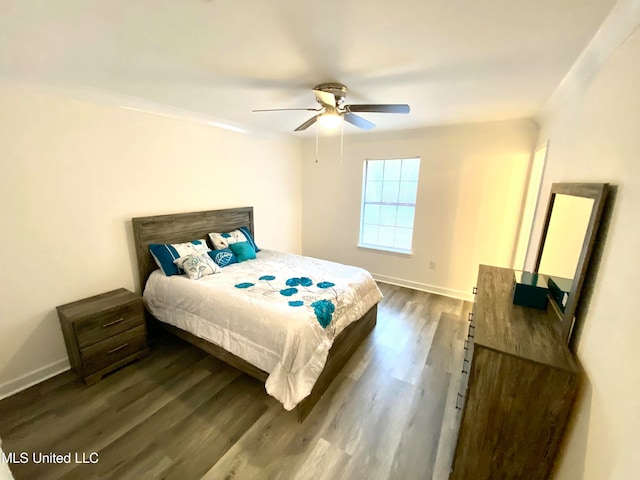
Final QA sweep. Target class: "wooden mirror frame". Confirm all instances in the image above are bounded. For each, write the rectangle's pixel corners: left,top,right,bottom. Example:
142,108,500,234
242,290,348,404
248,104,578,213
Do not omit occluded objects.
534,183,609,344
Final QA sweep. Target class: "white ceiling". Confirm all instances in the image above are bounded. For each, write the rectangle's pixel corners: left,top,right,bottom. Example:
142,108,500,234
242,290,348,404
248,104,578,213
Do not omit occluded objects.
0,0,617,136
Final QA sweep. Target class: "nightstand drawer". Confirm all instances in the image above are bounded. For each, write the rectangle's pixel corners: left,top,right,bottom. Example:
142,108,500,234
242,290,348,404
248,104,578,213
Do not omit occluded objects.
75,301,144,348
80,325,147,375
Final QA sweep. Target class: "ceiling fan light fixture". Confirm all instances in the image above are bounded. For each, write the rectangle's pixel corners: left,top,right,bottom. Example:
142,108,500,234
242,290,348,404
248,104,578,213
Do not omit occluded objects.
253,82,410,132
318,112,342,130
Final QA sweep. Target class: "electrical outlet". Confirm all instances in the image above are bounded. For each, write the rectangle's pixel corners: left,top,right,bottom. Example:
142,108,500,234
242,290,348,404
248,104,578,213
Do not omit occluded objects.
429,261,437,270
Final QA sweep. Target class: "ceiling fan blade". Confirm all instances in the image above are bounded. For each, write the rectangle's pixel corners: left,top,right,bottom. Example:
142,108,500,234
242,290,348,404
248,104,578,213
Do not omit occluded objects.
253,108,320,112
344,112,375,130
346,104,410,114
313,89,336,107
294,115,319,131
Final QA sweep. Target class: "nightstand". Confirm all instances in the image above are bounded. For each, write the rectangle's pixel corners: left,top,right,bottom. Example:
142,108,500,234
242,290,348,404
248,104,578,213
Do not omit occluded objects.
57,288,149,385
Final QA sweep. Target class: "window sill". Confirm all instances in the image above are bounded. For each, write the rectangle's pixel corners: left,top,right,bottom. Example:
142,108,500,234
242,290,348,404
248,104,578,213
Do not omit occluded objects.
357,244,413,256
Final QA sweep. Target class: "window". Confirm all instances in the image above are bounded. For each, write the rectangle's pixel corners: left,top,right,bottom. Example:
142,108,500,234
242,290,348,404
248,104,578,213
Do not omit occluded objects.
359,157,420,253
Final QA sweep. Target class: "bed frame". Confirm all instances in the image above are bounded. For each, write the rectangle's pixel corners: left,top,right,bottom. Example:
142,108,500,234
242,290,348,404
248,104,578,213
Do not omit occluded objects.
132,206,377,422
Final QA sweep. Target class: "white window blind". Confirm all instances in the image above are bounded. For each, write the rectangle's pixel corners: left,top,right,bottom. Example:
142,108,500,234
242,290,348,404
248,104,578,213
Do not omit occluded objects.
359,157,420,253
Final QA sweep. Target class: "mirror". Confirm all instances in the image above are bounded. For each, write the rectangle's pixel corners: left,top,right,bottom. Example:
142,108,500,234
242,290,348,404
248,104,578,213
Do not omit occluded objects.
534,183,609,344
538,195,594,278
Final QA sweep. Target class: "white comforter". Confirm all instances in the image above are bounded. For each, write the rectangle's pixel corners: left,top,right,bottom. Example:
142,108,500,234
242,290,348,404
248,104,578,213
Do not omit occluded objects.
143,250,382,410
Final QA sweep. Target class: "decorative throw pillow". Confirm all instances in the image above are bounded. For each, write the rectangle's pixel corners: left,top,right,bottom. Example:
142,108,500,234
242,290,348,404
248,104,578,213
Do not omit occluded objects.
229,241,256,262
173,252,221,280
207,248,238,268
208,226,260,252
149,239,210,276
238,226,260,253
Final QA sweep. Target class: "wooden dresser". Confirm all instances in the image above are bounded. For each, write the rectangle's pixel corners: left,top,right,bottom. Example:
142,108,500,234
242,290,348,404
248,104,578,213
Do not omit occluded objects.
57,288,149,385
451,265,579,479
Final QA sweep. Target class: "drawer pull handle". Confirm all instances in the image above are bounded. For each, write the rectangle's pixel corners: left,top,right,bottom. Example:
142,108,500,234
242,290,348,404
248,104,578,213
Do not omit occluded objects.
455,392,464,410
468,312,474,322
103,317,125,328
108,343,129,354
462,359,469,374
472,286,477,295
464,339,469,350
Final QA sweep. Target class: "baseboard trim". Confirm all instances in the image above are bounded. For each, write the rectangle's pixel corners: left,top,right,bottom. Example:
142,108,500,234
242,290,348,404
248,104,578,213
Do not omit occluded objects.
372,273,475,302
0,359,70,401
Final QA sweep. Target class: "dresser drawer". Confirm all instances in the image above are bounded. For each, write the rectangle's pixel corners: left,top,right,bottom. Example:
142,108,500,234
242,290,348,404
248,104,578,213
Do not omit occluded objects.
75,301,144,348
80,325,147,375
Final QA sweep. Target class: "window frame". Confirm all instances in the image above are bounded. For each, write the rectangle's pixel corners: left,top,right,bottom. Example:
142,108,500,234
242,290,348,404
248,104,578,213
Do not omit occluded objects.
358,156,421,255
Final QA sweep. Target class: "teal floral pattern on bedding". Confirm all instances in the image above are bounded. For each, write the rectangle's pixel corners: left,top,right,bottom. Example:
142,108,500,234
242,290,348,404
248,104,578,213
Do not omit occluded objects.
279,287,298,297
310,299,335,328
233,274,343,329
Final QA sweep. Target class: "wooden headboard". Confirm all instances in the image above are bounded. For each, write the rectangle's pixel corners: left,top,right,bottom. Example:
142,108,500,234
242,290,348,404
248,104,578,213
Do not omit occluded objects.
132,206,255,289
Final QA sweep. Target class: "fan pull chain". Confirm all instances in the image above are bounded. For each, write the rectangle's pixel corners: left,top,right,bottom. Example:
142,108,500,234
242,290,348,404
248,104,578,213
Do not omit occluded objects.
340,119,344,163
315,122,319,163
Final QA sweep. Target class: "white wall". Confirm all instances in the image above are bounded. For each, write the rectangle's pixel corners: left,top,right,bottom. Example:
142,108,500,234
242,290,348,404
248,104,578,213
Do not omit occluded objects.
301,120,538,299
0,85,302,397
526,18,640,480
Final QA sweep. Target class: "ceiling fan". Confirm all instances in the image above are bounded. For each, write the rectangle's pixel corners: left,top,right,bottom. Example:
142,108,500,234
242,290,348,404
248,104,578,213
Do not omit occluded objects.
253,82,410,132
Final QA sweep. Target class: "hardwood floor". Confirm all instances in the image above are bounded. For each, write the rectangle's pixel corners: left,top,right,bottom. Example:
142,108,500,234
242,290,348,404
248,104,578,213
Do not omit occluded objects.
0,283,471,480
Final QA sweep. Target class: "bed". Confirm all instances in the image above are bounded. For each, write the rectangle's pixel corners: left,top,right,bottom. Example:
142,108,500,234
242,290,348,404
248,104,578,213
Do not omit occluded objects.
132,207,381,421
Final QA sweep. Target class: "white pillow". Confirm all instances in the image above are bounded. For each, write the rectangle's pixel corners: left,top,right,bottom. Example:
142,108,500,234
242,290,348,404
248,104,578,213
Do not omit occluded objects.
208,229,248,250
173,252,221,280
149,239,210,276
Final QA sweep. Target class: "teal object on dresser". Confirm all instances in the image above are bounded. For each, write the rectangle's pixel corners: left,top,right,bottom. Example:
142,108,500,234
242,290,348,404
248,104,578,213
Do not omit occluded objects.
512,271,549,310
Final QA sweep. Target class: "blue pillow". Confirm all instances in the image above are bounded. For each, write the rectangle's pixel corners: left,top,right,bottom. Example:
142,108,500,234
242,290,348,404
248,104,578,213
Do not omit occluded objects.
149,239,209,276
229,241,256,262
207,248,238,268
238,226,260,253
